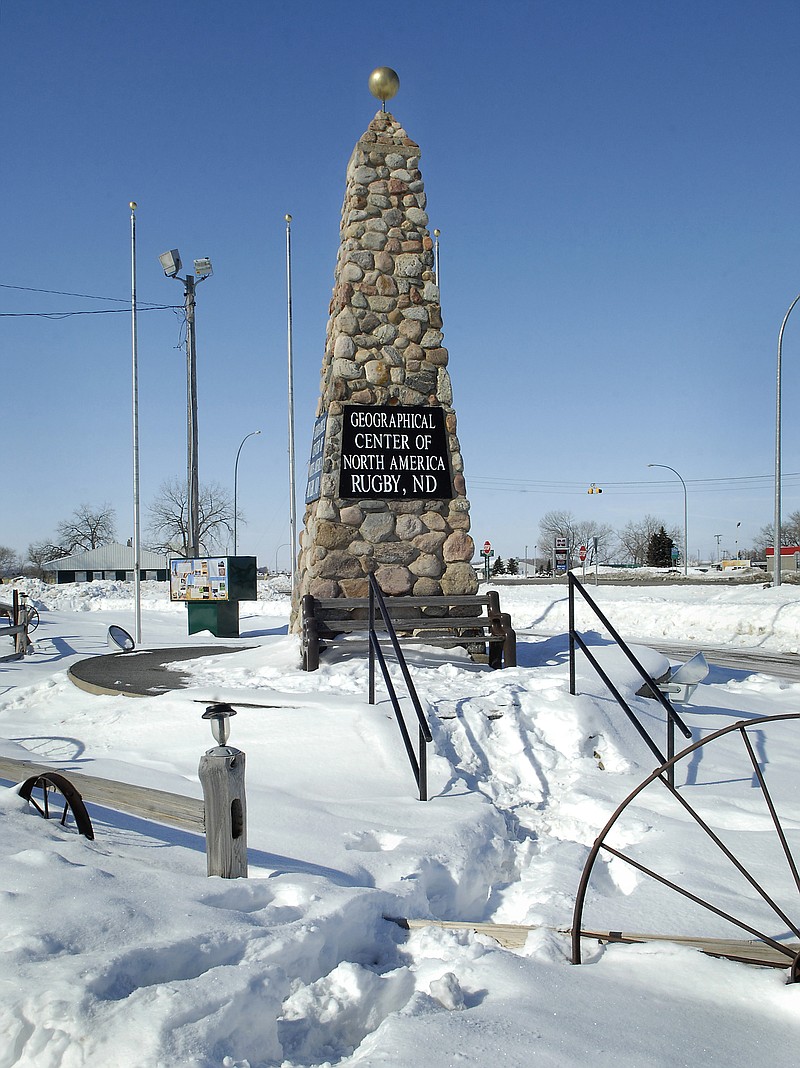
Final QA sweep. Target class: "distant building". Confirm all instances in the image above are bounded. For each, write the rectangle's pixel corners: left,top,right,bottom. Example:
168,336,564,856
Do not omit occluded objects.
765,546,800,573
44,543,169,583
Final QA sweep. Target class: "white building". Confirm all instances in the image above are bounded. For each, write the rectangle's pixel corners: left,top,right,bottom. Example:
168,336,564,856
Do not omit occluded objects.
44,544,169,583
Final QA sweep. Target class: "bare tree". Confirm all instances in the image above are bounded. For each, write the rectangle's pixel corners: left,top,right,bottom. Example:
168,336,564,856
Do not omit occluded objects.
572,520,615,560
538,511,614,563
754,511,800,559
615,515,680,566
56,503,116,553
0,545,22,578
26,541,66,579
538,510,579,549
147,478,235,557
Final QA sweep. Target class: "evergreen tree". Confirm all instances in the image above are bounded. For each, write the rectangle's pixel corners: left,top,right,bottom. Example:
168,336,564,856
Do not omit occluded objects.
491,556,506,576
506,557,519,575
646,526,674,567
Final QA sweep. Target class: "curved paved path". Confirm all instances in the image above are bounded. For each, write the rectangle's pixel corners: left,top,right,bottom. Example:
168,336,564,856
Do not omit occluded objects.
68,645,252,697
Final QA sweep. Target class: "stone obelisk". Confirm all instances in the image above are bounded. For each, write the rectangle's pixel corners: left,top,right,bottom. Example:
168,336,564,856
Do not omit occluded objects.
292,70,477,627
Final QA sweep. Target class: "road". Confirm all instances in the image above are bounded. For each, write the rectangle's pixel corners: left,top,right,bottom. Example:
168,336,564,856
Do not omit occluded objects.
519,629,800,682
641,640,800,682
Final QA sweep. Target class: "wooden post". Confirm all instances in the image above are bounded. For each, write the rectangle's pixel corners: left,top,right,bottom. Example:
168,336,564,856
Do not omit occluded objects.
13,591,30,657
198,745,248,879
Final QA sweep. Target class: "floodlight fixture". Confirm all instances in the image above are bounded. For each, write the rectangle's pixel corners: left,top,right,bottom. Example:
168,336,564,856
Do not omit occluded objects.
159,249,182,277
194,257,213,279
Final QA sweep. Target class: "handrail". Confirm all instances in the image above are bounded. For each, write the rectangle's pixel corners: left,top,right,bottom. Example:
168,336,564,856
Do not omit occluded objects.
367,572,432,801
568,573,692,786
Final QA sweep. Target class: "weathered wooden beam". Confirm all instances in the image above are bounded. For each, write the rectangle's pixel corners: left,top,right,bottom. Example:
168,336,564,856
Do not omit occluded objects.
0,756,205,832
390,917,800,968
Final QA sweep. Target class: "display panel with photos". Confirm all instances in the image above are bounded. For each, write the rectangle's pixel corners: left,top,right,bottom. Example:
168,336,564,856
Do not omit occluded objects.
170,558,230,602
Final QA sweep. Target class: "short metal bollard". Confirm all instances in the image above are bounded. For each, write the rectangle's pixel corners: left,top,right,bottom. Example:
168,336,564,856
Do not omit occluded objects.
198,703,248,879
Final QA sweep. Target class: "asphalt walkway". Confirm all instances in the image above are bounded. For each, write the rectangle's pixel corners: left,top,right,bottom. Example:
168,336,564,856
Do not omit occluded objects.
68,645,252,697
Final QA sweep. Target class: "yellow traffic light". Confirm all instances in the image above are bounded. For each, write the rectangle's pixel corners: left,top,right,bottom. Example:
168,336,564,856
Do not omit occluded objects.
588,483,603,494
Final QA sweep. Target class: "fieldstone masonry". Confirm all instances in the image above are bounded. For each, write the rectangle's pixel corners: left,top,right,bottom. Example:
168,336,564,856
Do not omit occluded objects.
291,110,477,627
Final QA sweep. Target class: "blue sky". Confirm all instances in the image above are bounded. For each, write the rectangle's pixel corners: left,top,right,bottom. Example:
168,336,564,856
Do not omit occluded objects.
3,0,800,567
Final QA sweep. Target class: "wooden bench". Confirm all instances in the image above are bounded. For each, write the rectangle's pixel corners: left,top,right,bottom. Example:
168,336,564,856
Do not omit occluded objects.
301,590,516,672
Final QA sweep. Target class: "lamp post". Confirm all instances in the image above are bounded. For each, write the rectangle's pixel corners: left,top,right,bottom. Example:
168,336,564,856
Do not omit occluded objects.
647,464,688,576
774,292,800,587
159,248,213,559
275,543,289,575
714,533,723,564
233,430,261,555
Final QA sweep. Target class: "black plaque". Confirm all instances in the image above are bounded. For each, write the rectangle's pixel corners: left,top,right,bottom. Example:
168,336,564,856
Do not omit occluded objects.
305,414,327,504
339,405,453,500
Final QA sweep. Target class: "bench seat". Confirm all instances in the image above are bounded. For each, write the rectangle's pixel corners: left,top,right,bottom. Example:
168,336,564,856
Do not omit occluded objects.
301,591,516,671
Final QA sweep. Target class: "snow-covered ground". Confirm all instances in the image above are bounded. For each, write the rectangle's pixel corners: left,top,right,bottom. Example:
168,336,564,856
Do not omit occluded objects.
2,573,800,1067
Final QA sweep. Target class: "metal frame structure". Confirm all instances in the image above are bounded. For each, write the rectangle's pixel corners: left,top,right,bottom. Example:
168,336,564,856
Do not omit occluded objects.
571,713,800,981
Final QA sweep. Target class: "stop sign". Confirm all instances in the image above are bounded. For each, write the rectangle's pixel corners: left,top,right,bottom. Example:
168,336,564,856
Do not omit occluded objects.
579,545,587,561
483,541,491,553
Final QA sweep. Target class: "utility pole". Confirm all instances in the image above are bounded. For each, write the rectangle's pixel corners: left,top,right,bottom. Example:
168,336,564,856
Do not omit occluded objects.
159,248,212,562
185,274,199,559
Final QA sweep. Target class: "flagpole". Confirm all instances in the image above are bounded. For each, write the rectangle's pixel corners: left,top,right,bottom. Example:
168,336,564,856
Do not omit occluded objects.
285,214,297,593
130,201,142,643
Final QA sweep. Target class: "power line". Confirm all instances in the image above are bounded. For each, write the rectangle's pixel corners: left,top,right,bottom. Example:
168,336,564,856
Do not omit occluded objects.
0,306,179,319
0,281,179,317
1,282,166,306
467,472,800,495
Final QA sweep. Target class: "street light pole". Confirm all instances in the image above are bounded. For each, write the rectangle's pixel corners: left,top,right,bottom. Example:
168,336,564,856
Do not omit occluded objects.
275,543,289,575
185,274,199,559
774,292,800,588
647,463,688,576
159,249,213,561
233,430,261,555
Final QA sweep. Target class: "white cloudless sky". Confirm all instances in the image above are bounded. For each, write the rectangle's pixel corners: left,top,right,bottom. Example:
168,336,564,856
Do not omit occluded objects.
4,0,800,566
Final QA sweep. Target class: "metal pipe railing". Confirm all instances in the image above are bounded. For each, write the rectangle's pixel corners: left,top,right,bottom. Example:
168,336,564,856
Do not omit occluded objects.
367,573,432,801
568,573,692,785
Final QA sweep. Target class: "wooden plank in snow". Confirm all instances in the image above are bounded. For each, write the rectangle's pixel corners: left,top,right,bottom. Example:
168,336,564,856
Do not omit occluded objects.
0,756,204,832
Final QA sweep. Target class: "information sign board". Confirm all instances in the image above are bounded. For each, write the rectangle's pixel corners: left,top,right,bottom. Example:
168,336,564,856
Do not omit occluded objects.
305,414,328,504
169,557,257,603
338,405,453,501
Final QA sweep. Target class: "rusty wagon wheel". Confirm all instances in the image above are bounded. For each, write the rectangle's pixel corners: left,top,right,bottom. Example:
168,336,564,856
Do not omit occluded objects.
572,713,800,979
19,772,95,840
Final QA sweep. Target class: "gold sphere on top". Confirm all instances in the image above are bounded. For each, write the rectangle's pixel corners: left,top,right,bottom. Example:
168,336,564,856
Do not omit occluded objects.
368,67,400,102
